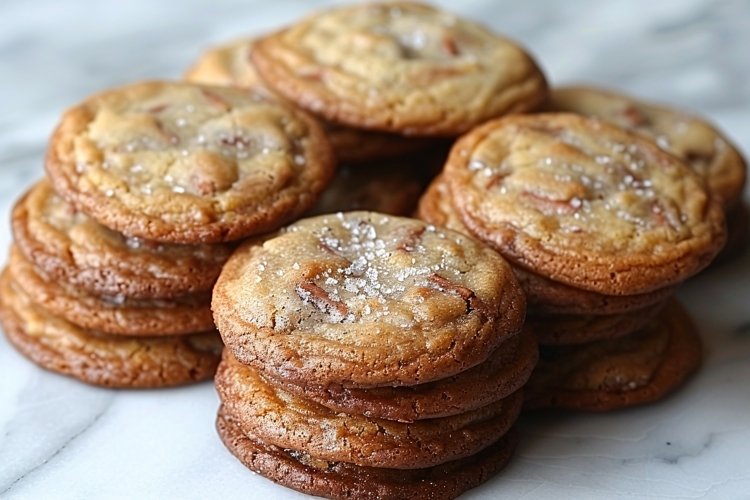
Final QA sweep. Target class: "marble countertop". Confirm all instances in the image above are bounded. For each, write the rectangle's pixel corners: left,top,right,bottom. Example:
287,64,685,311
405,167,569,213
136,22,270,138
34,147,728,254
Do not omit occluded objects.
1,1,749,498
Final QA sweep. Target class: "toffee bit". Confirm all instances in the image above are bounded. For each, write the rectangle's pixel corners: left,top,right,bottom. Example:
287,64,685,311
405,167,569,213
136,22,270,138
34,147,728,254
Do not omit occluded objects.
442,36,460,56
296,281,349,319
155,120,180,145
395,226,425,252
147,103,169,113
427,273,482,313
485,172,509,189
201,89,231,111
522,192,580,215
621,105,650,127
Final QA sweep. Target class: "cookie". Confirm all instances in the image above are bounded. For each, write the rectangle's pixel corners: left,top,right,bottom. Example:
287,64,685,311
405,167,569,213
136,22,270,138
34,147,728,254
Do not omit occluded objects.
444,113,726,295
12,180,232,299
0,269,222,388
251,2,547,136
184,38,433,164
529,301,665,346
418,176,679,314
215,353,522,469
546,86,747,211
216,405,517,500
525,299,702,411
8,245,214,336
306,160,426,217
45,81,335,244
212,212,525,388
270,327,537,422
512,265,677,316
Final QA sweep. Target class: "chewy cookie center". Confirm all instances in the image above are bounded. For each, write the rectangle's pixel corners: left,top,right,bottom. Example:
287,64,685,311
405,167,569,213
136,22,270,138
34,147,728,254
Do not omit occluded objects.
295,4,486,85
250,214,488,332
77,85,308,202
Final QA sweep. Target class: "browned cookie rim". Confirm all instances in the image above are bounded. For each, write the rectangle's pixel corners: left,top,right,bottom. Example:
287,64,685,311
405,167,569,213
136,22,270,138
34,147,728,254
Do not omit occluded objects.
270,327,537,422
213,212,526,389
12,181,230,299
45,81,336,244
216,405,517,500
445,113,726,295
251,3,547,136
8,245,215,336
529,300,666,346
525,299,702,411
215,354,523,469
417,175,680,314
0,269,221,388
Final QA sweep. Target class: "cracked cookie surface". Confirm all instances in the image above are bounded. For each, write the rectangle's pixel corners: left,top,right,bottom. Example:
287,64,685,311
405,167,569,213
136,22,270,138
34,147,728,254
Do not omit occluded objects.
45,81,335,243
184,37,433,164
417,175,678,313
251,2,547,136
212,211,525,387
546,86,747,211
443,113,726,295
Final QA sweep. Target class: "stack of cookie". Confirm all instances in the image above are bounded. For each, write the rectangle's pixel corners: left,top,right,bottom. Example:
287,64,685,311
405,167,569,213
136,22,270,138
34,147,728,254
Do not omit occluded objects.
418,112,726,411
0,80,336,388
212,212,537,498
183,1,548,215
546,86,748,264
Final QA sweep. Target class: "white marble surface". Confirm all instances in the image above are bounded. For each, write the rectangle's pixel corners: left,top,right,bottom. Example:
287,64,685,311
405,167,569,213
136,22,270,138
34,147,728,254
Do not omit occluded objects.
1,1,749,498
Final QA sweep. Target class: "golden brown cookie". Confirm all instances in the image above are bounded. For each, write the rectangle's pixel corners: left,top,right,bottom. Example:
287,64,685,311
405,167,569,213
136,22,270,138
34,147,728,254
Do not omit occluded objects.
546,86,747,211
417,176,679,314
215,353,522,469
184,37,433,164
444,113,726,295
212,212,525,388
270,327,537,422
45,81,335,244
12,180,232,299
525,299,702,411
0,269,221,388
252,2,547,136
216,405,517,500
8,246,214,336
529,301,665,346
